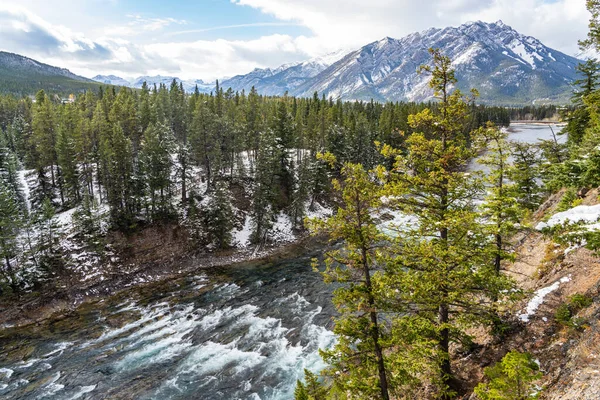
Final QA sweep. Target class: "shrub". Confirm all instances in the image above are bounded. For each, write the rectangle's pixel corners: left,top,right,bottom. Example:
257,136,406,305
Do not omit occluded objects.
555,293,593,329
474,350,542,400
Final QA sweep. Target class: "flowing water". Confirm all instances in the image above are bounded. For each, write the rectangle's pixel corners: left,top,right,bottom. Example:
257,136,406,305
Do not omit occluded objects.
0,254,336,400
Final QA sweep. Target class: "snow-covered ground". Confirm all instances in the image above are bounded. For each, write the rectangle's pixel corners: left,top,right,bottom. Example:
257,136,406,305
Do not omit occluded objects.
234,215,253,248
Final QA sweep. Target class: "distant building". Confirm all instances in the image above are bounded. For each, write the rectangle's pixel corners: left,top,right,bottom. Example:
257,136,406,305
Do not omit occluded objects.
61,94,75,104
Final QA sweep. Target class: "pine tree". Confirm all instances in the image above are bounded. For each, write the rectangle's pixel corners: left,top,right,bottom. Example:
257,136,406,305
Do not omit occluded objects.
245,86,261,166
478,124,524,275
190,101,220,190
272,98,295,210
0,181,22,292
138,81,153,133
56,105,81,204
0,134,26,212
474,350,542,400
250,129,278,245
579,0,600,52
140,123,175,220
294,380,309,400
562,59,599,147
91,102,111,203
296,369,328,400
382,48,516,397
203,180,234,249
509,142,542,211
32,90,58,200
35,197,62,275
308,160,392,400
290,154,312,230
100,123,136,228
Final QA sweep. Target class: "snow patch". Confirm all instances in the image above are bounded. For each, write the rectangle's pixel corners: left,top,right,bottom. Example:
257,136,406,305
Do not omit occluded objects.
519,276,571,322
234,215,253,248
270,212,295,243
509,40,537,69
536,204,600,230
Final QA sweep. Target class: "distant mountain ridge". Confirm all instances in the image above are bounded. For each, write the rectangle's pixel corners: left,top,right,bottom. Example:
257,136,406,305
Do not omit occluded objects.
0,51,92,81
0,51,103,96
220,50,347,96
92,75,216,94
222,21,583,105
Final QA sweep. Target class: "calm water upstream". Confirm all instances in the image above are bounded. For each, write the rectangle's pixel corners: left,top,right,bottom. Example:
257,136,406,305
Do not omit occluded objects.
469,122,566,173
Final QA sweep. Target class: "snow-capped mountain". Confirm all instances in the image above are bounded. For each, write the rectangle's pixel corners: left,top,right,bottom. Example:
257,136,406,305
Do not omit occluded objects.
92,75,131,87
221,50,348,96
91,75,215,93
289,21,581,104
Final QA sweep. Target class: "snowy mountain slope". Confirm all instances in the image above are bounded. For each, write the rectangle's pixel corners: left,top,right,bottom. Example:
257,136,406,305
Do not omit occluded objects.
221,50,347,96
90,21,580,104
92,75,131,87
291,21,581,105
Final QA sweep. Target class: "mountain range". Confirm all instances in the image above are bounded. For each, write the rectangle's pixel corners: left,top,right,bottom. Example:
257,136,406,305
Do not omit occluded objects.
222,20,582,105
0,21,584,105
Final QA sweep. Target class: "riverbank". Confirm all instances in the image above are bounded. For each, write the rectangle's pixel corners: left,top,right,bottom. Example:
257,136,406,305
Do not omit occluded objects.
510,120,565,125
0,231,326,330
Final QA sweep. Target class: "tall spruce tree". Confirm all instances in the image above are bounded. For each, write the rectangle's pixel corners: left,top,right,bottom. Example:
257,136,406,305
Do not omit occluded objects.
508,142,542,211
140,122,175,220
308,160,392,400
56,104,81,204
0,180,22,292
32,90,57,201
478,124,524,275
382,49,516,398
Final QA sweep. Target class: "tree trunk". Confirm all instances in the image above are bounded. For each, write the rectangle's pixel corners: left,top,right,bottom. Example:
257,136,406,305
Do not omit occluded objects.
357,191,390,400
181,159,187,205
495,232,502,274
438,301,452,399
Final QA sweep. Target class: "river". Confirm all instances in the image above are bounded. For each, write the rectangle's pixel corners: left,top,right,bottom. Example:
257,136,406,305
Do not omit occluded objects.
0,254,336,400
469,122,566,173
0,123,564,400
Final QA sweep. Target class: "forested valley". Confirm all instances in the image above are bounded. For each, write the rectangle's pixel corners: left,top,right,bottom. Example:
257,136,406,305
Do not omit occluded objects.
0,71,518,293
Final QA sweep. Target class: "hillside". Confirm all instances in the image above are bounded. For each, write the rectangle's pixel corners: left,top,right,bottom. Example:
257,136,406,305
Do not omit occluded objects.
0,52,104,96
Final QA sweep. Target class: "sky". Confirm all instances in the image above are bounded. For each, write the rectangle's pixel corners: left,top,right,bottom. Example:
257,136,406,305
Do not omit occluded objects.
0,0,591,82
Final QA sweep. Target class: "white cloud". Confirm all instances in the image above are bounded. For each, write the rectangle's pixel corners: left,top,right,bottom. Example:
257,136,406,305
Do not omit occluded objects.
231,0,590,56
0,5,181,77
144,34,312,80
0,0,593,82
106,15,187,37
